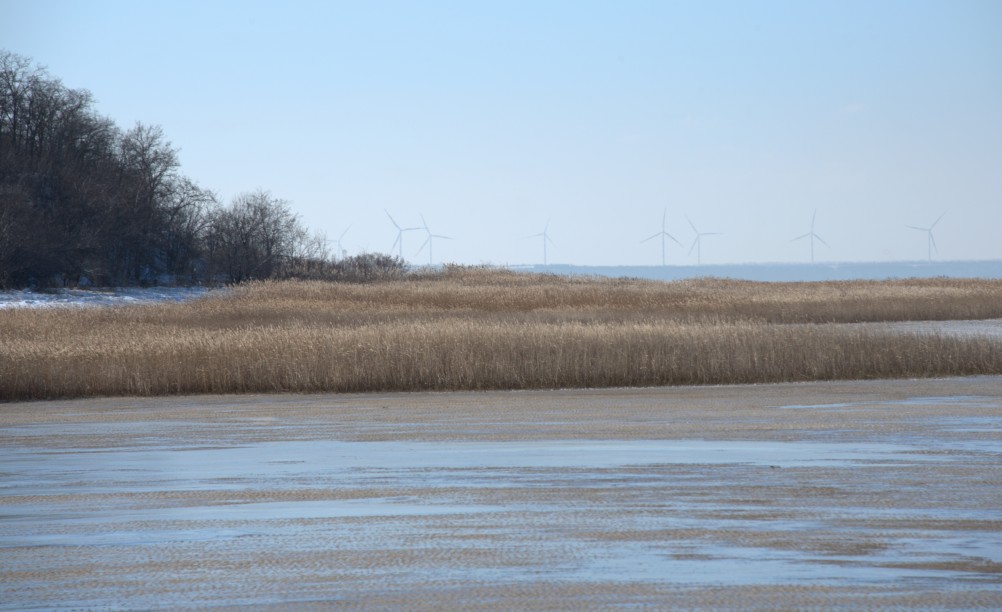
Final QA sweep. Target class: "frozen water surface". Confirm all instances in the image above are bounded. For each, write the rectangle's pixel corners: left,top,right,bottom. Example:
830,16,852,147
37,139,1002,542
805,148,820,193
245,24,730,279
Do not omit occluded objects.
0,440,942,517
2,379,1001,608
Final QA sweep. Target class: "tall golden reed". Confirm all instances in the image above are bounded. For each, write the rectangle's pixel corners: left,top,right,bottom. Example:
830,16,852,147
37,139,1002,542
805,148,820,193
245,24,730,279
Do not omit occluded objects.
2,268,1001,400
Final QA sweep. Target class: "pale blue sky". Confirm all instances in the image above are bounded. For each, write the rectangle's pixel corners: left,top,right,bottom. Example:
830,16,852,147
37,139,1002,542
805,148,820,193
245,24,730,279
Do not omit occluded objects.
4,0,1001,265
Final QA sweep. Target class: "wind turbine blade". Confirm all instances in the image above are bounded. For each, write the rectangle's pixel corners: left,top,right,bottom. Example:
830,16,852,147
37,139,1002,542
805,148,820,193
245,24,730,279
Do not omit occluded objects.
641,233,660,243
930,234,938,253
433,234,453,240
815,234,830,248
931,212,945,229
686,215,698,234
384,209,401,230
420,213,429,231
390,234,401,252
667,233,683,247
791,233,810,242
905,225,926,232
546,235,555,245
338,226,351,241
416,237,430,255
688,238,698,256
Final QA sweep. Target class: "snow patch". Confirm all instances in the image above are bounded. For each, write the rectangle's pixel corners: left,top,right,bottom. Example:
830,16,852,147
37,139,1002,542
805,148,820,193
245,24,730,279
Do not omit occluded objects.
0,287,219,309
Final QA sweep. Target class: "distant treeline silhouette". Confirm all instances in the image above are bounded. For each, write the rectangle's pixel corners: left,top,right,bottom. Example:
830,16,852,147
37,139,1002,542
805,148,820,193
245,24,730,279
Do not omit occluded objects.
0,51,399,288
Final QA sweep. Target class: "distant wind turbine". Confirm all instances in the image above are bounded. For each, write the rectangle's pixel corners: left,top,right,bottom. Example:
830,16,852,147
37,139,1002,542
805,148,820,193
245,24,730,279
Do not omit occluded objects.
906,213,945,263
333,225,350,260
641,208,683,266
385,210,420,259
686,216,721,266
529,220,555,265
791,209,829,264
415,214,452,265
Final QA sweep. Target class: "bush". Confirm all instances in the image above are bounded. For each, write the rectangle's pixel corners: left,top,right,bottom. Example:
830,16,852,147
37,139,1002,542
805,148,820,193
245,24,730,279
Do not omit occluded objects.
329,253,407,283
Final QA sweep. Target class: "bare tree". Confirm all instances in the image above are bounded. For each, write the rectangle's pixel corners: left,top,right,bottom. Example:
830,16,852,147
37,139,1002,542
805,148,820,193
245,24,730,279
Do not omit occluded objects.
159,177,216,282
204,190,308,282
0,51,38,154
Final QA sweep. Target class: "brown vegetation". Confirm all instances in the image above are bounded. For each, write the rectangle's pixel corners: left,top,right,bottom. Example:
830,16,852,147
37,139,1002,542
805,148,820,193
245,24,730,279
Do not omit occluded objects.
3,268,1002,400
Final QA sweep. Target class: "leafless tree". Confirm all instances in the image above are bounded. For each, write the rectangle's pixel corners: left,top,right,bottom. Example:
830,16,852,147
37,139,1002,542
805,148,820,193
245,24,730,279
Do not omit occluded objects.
204,190,309,282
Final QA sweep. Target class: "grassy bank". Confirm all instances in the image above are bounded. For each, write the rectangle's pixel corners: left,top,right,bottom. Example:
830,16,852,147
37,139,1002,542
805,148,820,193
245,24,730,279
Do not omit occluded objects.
3,268,1002,400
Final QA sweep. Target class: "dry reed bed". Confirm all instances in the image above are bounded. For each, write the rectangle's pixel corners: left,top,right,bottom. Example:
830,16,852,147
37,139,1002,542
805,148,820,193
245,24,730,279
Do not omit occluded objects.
3,269,1002,400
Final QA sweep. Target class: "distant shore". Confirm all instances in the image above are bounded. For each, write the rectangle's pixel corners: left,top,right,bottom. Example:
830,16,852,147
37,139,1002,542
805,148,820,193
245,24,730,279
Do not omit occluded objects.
524,259,1002,282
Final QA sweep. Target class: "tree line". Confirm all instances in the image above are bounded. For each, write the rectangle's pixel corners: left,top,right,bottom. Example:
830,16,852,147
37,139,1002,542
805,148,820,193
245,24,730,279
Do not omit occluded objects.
0,51,402,288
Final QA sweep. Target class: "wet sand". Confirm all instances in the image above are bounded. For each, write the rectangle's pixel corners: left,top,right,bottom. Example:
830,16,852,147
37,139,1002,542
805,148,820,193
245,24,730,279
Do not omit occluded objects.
2,376,1001,609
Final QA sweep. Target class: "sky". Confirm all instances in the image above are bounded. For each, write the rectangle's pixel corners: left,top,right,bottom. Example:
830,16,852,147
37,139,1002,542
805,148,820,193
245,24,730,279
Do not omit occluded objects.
4,0,1001,266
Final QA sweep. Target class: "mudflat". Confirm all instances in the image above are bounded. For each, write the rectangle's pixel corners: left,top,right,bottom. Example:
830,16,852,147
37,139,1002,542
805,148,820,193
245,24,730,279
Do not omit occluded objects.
2,377,1001,609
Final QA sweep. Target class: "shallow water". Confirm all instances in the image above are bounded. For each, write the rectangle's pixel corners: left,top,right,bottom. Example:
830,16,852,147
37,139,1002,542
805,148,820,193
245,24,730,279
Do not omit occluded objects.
2,378,1001,608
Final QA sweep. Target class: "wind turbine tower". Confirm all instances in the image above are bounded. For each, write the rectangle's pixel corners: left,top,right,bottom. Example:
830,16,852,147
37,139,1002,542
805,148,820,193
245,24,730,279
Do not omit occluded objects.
385,210,420,260
686,216,721,266
791,210,829,264
906,213,945,262
530,220,555,265
415,214,452,265
641,208,683,266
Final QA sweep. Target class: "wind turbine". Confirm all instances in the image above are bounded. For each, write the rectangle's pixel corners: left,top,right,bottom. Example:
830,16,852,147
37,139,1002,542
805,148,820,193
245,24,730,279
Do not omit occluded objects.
906,213,945,262
641,208,683,266
415,214,452,265
686,216,721,266
791,209,829,264
385,210,420,259
529,220,555,265
332,225,350,260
